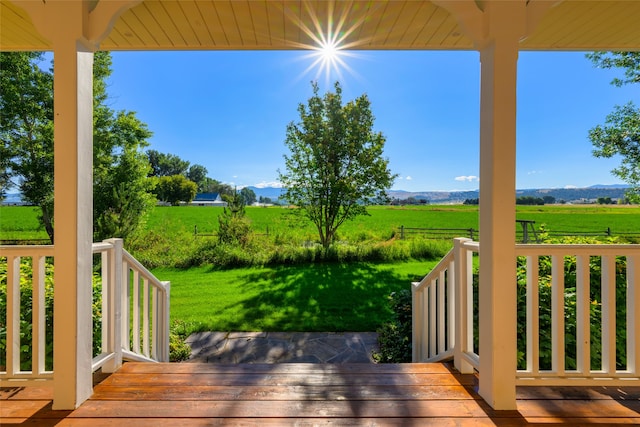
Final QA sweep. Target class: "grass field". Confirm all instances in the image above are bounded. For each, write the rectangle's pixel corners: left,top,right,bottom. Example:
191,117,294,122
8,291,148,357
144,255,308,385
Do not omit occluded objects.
154,260,437,332
2,204,639,242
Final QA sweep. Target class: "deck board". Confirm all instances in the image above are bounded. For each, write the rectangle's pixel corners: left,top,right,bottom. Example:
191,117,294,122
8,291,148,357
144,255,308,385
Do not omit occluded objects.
2,362,640,425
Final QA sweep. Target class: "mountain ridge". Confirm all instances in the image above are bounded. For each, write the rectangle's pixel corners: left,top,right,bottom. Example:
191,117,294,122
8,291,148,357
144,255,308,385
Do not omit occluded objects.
245,185,629,204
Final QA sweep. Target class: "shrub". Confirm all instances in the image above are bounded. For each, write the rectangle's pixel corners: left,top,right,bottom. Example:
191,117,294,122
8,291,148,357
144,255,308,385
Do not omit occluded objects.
169,320,192,362
373,289,412,363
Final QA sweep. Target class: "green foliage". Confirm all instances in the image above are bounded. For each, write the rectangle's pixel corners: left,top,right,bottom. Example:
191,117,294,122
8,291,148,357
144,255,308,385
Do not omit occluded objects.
279,82,397,248
588,51,640,202
372,290,412,363
147,149,190,177
1,51,155,244
0,257,101,371
239,187,257,205
152,175,198,206
169,320,192,362
0,51,54,242
516,196,545,205
589,102,640,202
587,51,640,87
218,191,252,246
186,164,208,192
93,107,156,242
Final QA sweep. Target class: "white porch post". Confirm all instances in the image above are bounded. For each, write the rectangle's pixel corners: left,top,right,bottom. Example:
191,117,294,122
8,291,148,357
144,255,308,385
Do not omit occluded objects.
477,2,523,410
38,2,97,407
15,0,140,410
52,40,94,410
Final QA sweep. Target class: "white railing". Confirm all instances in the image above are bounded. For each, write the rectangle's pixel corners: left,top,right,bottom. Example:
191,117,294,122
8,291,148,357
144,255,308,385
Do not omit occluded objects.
0,245,55,382
0,239,170,384
92,238,171,372
515,244,639,385
412,238,479,371
413,239,640,386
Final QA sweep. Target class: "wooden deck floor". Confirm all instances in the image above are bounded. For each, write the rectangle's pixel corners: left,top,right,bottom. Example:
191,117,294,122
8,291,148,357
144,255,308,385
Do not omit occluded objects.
2,363,640,426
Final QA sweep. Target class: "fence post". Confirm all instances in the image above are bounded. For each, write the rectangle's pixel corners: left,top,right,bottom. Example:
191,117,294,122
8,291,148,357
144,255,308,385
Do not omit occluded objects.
606,227,611,237
400,225,405,240
194,225,198,236
102,238,123,373
453,237,474,374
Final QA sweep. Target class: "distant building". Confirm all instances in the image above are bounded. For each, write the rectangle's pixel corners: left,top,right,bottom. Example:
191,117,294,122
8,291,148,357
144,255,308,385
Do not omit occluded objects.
190,193,228,207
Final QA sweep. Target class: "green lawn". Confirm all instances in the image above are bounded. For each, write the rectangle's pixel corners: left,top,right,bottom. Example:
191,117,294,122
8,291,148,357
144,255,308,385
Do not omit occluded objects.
155,260,437,334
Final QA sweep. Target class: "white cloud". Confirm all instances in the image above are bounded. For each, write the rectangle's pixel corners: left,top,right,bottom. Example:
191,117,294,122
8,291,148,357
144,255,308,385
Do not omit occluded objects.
254,181,284,188
405,176,413,181
527,170,544,175
564,184,578,189
454,175,479,182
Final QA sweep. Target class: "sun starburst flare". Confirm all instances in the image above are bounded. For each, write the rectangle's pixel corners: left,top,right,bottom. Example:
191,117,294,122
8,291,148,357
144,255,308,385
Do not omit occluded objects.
283,1,374,85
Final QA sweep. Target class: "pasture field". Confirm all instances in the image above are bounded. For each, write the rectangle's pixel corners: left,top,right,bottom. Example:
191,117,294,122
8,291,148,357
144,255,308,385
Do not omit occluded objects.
0,206,47,241
1,204,639,242
144,204,640,240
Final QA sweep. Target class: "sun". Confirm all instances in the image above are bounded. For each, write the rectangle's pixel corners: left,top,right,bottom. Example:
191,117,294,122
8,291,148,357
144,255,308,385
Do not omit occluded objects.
284,2,368,85
310,38,348,82
319,40,340,64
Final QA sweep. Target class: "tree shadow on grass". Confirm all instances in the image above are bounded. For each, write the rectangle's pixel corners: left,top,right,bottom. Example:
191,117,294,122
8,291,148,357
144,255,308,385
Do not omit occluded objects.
217,262,425,331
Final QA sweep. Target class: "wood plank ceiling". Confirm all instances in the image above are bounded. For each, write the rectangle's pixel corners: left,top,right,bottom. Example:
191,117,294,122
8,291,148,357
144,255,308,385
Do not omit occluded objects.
1,1,640,52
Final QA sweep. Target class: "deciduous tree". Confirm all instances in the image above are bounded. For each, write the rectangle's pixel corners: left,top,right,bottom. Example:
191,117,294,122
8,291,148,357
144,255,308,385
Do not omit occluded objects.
239,187,256,205
152,175,197,206
278,82,396,248
147,149,190,177
588,52,640,202
0,51,154,243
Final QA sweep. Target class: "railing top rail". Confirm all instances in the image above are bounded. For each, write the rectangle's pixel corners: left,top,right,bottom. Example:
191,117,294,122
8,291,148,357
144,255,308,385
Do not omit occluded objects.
91,241,114,252
460,240,480,251
0,245,55,256
413,248,455,292
515,243,640,256
122,248,170,293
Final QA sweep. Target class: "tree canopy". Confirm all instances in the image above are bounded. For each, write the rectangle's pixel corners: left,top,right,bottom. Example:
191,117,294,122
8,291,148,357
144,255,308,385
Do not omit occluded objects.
152,174,197,206
587,51,640,202
278,82,396,248
0,51,154,243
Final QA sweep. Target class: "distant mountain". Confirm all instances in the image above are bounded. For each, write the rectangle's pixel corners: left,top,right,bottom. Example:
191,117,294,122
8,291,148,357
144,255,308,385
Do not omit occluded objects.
2,193,24,205
246,186,285,200
388,186,629,204
588,184,629,189
248,186,630,204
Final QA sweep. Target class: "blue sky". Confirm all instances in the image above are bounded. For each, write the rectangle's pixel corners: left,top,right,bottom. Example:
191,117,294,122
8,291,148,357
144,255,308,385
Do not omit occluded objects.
107,49,639,192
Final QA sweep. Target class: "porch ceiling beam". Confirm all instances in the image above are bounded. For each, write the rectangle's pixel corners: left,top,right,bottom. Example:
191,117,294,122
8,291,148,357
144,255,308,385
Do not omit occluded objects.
12,0,140,49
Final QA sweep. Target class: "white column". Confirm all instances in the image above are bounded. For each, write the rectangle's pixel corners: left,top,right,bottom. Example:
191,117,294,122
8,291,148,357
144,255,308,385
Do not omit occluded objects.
51,40,94,410
15,0,139,409
477,2,522,411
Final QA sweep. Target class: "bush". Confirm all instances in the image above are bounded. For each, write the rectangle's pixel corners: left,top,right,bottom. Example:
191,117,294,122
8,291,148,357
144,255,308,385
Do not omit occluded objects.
169,320,192,362
373,289,412,363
